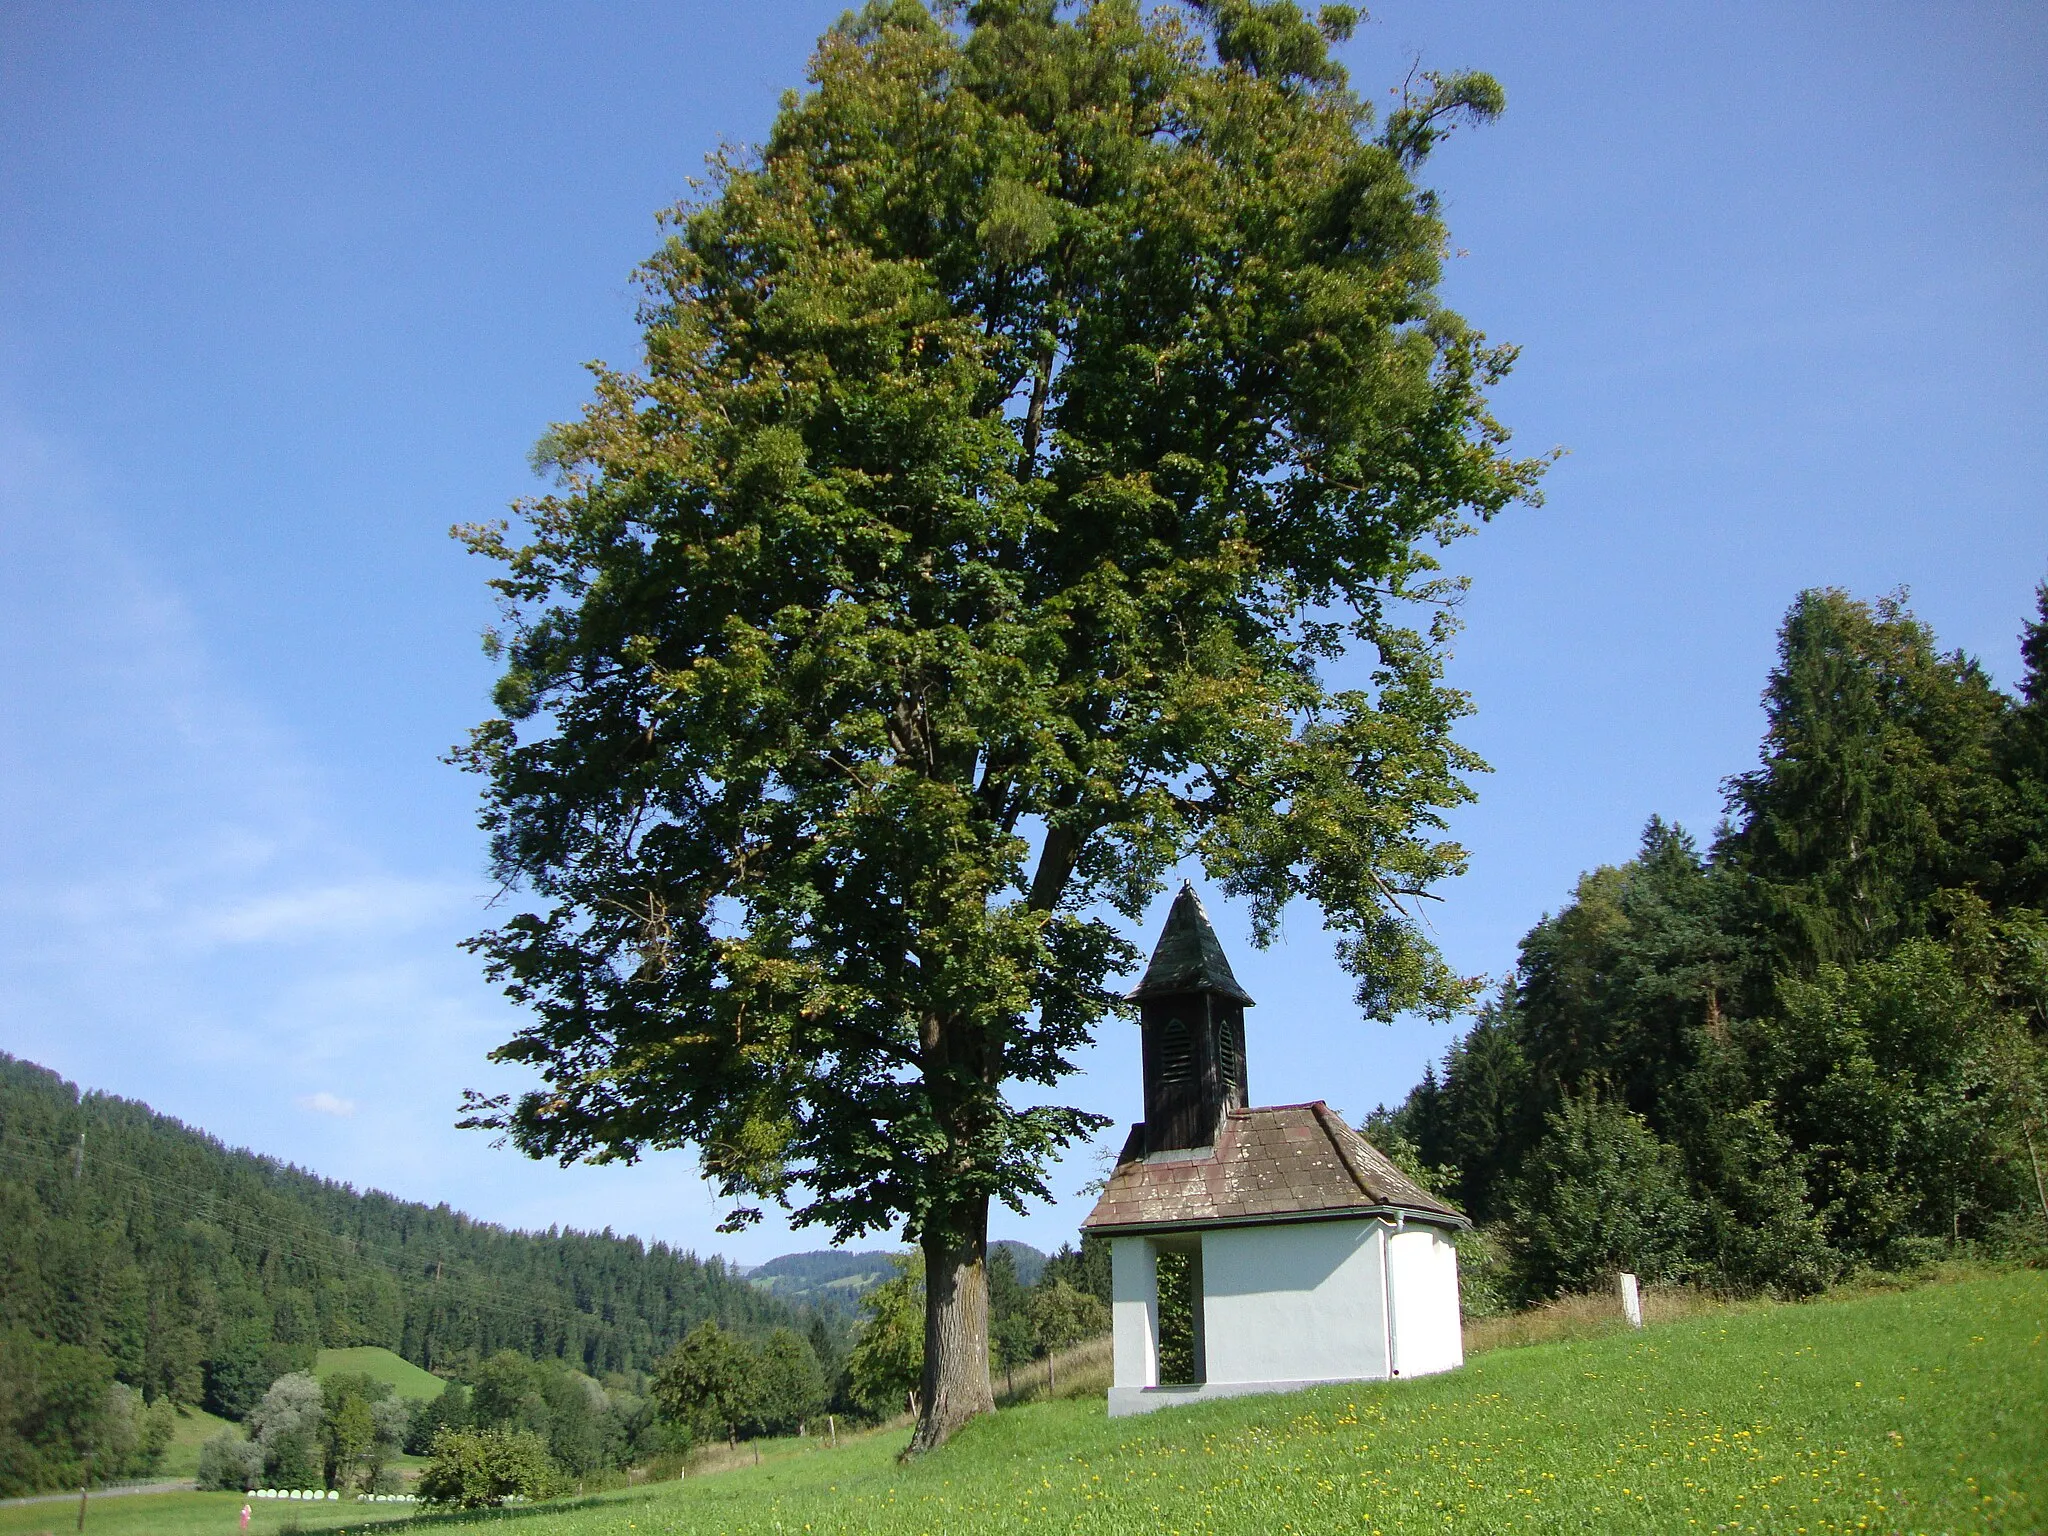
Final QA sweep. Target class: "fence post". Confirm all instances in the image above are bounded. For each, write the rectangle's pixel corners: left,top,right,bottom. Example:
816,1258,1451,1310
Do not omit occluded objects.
1617,1271,1643,1329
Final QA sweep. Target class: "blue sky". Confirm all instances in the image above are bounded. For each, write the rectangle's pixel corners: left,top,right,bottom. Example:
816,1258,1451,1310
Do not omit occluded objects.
2,1,2042,1267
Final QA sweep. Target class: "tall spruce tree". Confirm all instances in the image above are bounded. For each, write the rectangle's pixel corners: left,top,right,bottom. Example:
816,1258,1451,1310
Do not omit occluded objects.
1718,588,2008,978
457,0,1537,1448
1996,583,2048,914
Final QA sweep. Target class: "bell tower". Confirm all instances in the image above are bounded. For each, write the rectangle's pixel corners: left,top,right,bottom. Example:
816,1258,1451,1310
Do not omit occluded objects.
1132,883,1254,1154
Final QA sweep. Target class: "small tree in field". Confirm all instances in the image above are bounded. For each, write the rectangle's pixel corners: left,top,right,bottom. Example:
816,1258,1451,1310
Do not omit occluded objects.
651,1322,755,1446
1027,1278,1109,1391
987,1247,1033,1395
417,1428,555,1510
753,1328,829,1435
847,1254,925,1419
457,0,1538,1451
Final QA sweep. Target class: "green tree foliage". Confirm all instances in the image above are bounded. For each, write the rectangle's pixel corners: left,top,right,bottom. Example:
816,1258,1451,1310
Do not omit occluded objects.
804,1312,847,1398
249,1372,325,1489
416,1427,557,1510
1997,585,2048,911
1721,589,2009,977
0,1054,795,1412
986,1247,1033,1395
459,1349,636,1478
195,1429,265,1492
0,1334,108,1497
1024,1277,1109,1390
1501,1090,1701,1299
542,1371,613,1478
846,1254,925,1420
1154,1250,1199,1384
467,1351,550,1436
404,1380,469,1456
1761,942,2024,1261
1387,586,2048,1304
753,1328,829,1435
650,1322,754,1445
316,1371,406,1493
458,0,1535,1451
326,1395,377,1491
1038,1236,1111,1307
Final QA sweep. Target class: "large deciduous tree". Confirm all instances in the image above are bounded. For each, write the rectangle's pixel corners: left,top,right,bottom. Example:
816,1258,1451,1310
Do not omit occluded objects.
456,0,1538,1450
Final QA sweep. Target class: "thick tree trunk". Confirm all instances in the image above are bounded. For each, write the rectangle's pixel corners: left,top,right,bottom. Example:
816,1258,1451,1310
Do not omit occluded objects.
905,1199,995,1453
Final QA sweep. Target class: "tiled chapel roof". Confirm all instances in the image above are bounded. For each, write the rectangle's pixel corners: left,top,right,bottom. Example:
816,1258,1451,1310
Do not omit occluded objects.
1082,1101,1467,1234
1129,883,1255,1005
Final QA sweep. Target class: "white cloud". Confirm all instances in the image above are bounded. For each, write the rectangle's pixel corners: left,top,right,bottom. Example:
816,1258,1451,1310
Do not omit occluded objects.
0,410,805,1264
182,875,467,947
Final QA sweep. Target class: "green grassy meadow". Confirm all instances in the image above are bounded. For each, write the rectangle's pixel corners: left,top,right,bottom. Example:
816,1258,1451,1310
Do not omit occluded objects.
158,1404,239,1480
314,1348,448,1403
7,1269,2037,1536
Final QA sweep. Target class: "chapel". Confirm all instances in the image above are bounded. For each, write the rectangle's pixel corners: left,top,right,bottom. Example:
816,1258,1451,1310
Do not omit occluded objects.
1082,883,1468,1416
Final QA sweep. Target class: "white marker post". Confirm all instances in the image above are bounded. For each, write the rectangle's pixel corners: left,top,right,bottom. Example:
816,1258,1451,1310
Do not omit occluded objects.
1618,1271,1643,1329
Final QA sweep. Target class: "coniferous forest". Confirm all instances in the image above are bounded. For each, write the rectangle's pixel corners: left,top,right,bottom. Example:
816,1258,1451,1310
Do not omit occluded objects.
0,1053,805,1492
1374,585,2048,1306
0,1053,796,1401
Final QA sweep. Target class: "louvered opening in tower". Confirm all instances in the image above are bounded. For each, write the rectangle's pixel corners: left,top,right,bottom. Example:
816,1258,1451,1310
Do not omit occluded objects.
1159,1017,1194,1083
1218,1015,1241,1091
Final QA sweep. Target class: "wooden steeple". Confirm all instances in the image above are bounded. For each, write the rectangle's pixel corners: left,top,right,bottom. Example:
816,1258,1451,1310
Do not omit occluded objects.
1132,883,1253,1154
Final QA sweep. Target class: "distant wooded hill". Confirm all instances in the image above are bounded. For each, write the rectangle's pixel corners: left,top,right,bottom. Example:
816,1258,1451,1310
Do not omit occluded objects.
748,1242,1047,1313
0,1052,797,1419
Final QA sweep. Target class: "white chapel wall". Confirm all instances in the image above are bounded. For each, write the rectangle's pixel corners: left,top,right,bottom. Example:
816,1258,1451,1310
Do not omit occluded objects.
1201,1218,1390,1385
1387,1225,1463,1378
1109,1235,1158,1390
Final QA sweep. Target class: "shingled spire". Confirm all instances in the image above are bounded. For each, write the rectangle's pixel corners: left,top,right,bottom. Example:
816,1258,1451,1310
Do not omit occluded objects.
1133,884,1253,1154
1131,883,1255,1005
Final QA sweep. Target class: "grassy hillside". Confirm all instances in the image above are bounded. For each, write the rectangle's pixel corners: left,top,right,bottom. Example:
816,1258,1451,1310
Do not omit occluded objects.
155,1404,236,1480
7,1267,2036,1535
745,1250,901,1313
313,1347,446,1403
526,1269,2047,1534
749,1242,1046,1315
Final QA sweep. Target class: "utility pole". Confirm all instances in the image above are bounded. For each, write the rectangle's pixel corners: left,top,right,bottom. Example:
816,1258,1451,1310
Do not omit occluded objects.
73,1130,85,1183
2027,1122,2048,1234
75,1426,92,1532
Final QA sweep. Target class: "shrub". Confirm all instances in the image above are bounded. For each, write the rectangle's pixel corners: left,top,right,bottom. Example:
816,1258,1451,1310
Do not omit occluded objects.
1155,1251,1198,1384
1504,1088,1703,1302
1451,1226,1511,1320
416,1427,556,1509
196,1431,265,1491
1027,1278,1109,1357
